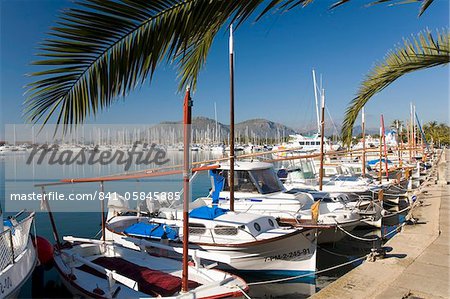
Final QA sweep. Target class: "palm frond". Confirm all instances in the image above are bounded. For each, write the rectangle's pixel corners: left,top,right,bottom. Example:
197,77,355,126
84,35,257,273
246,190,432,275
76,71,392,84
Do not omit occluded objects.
331,0,434,15
25,0,318,133
341,30,449,145
25,0,436,134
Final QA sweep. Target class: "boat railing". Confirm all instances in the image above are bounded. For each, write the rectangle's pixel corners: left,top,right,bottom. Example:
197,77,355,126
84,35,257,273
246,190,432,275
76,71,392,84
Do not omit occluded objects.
0,213,34,272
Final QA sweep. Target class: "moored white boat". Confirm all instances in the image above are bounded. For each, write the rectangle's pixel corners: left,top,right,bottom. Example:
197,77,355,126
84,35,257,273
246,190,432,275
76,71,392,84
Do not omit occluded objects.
0,211,37,299
202,161,362,244
106,195,317,277
54,237,248,299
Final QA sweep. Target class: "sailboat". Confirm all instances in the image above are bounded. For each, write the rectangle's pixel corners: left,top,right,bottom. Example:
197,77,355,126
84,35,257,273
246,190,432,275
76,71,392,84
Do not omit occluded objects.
272,70,335,157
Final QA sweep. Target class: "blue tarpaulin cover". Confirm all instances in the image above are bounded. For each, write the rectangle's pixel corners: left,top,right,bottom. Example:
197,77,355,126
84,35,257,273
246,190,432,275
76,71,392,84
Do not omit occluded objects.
124,222,178,240
367,158,392,165
189,206,228,220
210,170,225,204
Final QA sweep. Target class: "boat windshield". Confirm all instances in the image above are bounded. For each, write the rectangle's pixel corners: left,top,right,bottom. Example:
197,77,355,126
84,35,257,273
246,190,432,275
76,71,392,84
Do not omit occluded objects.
221,170,259,193
249,169,284,194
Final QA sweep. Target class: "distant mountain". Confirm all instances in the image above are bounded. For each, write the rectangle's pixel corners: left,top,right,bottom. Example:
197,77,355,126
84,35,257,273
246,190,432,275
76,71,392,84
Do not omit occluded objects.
235,119,297,141
153,117,297,143
150,117,377,143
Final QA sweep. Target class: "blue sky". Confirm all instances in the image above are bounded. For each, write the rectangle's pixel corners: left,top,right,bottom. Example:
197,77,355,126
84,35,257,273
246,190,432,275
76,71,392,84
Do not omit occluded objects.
1,0,449,138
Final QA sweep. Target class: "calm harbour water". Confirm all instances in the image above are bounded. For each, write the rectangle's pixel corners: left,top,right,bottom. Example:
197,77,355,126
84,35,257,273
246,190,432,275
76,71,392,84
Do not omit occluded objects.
1,151,408,298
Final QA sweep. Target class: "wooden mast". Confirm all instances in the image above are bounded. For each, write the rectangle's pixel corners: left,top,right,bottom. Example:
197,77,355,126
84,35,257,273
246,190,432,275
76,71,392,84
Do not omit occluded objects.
318,89,325,191
398,121,403,168
381,114,389,180
378,118,383,183
410,102,414,161
182,87,192,292
361,107,366,176
229,24,235,211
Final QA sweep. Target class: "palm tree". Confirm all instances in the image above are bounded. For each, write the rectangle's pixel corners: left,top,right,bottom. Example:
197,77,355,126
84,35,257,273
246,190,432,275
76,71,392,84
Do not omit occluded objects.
341,30,449,145
24,0,436,132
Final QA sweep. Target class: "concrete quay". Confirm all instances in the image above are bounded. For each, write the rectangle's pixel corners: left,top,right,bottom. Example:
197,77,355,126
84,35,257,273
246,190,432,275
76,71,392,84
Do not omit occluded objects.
310,150,450,299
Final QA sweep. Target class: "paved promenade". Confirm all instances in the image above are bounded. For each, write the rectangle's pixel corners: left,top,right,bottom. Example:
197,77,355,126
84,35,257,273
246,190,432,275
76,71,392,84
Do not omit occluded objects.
310,150,449,299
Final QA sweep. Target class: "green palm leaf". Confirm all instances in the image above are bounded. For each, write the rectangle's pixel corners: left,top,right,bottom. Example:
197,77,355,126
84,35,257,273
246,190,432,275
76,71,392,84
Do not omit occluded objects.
341,30,449,145
25,0,320,133
331,0,434,16
25,0,436,133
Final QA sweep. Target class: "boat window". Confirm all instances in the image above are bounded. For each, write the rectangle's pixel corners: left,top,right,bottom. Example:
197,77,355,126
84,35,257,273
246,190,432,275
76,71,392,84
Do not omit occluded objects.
221,170,259,193
254,222,261,232
316,141,321,145
249,168,283,194
306,141,310,145
189,223,206,235
299,141,305,145
300,160,316,179
268,218,275,227
214,225,238,235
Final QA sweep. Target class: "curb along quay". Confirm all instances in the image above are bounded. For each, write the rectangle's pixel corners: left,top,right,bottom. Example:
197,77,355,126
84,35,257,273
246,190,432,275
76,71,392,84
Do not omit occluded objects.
311,149,450,299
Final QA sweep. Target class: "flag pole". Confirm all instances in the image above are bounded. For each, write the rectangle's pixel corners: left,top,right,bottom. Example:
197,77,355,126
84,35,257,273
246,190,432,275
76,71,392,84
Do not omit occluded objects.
182,87,192,292
229,24,235,211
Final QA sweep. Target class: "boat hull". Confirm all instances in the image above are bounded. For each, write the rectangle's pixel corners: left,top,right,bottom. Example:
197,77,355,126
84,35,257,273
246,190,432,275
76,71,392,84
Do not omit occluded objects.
0,238,37,299
107,227,317,275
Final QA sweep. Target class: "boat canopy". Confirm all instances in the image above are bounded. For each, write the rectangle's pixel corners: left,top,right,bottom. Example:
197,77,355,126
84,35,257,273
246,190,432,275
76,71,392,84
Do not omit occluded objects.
124,222,179,240
189,206,228,220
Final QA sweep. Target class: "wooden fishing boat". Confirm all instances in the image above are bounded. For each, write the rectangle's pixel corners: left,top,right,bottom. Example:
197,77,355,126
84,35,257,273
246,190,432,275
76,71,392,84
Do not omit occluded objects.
54,237,248,298
203,161,362,244
106,196,317,277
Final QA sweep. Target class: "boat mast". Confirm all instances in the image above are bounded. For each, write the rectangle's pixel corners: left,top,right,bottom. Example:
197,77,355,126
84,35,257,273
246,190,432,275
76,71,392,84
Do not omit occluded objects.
318,89,325,191
214,102,218,144
381,114,389,181
229,24,235,211
361,107,366,176
379,118,383,183
182,87,192,292
410,102,413,161
312,70,320,134
413,104,417,157
397,120,402,168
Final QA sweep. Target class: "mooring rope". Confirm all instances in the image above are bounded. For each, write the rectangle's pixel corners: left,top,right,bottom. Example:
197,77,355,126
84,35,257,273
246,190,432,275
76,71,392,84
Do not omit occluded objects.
382,205,411,217
246,254,368,286
236,285,252,299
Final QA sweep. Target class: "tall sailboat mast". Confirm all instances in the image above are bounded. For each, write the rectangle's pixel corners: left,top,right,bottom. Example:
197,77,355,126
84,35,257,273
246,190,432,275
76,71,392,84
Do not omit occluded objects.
214,102,218,144
229,24,235,211
318,89,326,190
312,70,320,134
361,107,366,176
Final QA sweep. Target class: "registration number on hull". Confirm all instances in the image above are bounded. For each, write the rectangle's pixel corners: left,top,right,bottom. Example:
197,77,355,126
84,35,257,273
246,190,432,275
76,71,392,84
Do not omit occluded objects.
264,248,311,262
0,276,13,294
